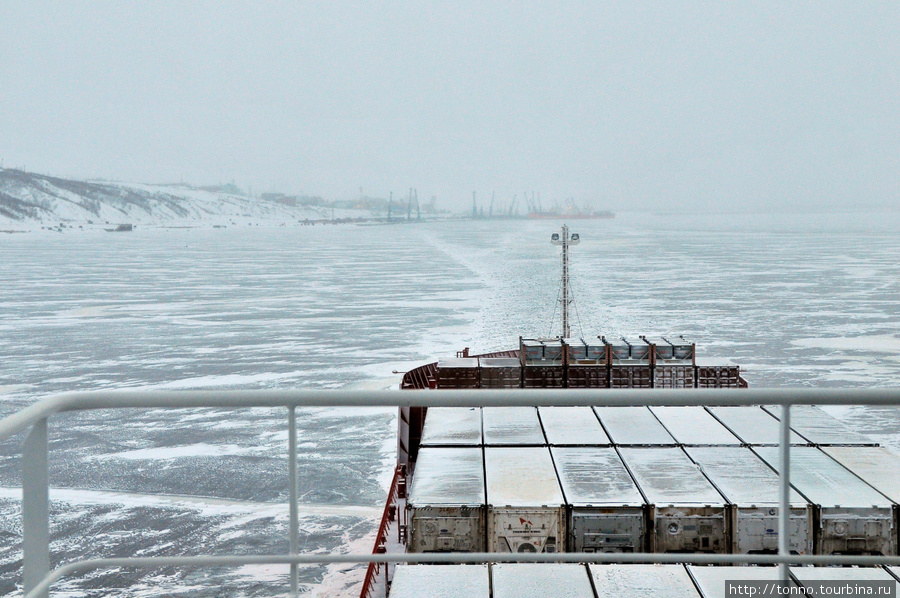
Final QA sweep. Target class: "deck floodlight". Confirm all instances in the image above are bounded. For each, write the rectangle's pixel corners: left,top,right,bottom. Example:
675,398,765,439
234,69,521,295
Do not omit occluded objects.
551,233,560,244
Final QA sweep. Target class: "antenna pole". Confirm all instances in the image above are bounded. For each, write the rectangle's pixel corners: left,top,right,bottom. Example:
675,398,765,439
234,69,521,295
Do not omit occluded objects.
561,224,570,338
551,225,579,338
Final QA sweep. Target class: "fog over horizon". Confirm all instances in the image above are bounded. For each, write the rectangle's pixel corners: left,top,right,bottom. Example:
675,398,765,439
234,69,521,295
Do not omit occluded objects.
1,2,898,213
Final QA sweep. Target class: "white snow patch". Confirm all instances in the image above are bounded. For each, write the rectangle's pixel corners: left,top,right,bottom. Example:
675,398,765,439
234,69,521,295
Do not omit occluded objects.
790,335,900,353
87,443,262,460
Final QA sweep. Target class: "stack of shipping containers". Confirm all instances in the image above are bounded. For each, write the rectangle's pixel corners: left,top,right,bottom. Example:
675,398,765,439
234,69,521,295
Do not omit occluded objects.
606,337,653,389
618,447,728,553
521,338,565,388
478,357,521,388
645,336,695,389
407,447,486,553
485,446,566,553
820,446,900,553
754,446,895,555
565,337,608,388
685,446,812,554
435,357,479,388
433,335,743,389
409,350,900,564
552,446,646,552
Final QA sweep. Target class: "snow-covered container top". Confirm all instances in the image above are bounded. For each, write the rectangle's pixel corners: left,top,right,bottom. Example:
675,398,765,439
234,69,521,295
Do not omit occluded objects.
707,406,806,445
491,564,595,598
409,447,485,507
420,407,482,446
551,447,644,507
485,447,564,507
590,564,702,598
482,407,545,445
650,406,741,445
755,446,892,507
478,357,520,368
687,565,794,598
389,564,490,598
593,406,676,445
539,407,611,446
437,357,479,369
685,446,806,506
790,565,898,589
763,405,876,445
822,446,900,503
618,447,725,506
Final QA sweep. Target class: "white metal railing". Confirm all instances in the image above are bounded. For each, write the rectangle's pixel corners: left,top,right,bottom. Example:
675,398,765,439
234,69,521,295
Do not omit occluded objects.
2,388,900,598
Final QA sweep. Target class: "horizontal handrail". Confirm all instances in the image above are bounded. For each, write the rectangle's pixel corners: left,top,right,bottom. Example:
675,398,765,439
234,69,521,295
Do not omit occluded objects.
24,551,900,598
4,387,900,598
4,387,900,441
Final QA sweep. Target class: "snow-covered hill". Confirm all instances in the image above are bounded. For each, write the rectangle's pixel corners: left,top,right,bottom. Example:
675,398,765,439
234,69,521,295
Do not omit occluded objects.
0,169,372,230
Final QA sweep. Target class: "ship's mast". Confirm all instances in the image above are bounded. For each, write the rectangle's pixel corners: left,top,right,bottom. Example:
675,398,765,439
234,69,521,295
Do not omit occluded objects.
550,224,579,338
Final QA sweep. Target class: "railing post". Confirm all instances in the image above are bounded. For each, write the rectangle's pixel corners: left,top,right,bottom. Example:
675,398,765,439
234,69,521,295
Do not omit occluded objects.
23,417,49,598
288,406,299,597
778,403,791,584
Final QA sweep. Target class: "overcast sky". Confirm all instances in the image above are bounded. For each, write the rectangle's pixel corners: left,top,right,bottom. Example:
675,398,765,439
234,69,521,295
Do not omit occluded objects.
1,2,898,212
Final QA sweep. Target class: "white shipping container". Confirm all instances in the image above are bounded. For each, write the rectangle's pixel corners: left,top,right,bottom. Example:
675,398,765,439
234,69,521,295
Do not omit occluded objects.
593,406,676,445
408,447,486,553
420,407,482,446
706,406,806,445
755,446,894,555
685,446,811,554
763,405,877,445
539,407,611,445
589,564,701,598
389,564,490,598
552,446,646,552
618,447,727,553
650,406,742,445
486,447,565,553
491,564,595,598
482,406,545,445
